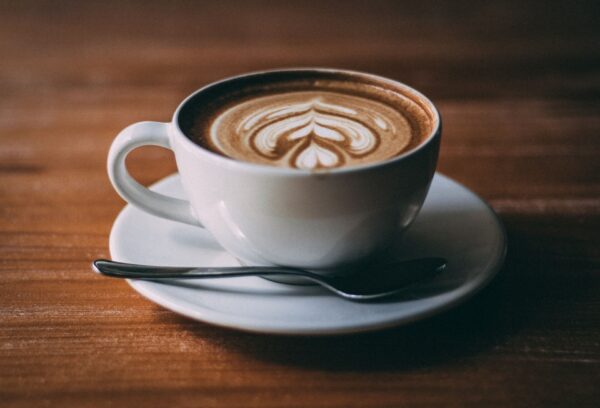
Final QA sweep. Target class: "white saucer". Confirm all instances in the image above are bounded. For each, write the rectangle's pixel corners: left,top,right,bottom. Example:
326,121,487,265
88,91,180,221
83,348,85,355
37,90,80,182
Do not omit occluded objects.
109,173,506,335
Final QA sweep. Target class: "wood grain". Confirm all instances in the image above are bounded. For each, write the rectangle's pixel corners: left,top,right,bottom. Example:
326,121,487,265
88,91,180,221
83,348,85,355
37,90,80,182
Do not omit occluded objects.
1,1,599,406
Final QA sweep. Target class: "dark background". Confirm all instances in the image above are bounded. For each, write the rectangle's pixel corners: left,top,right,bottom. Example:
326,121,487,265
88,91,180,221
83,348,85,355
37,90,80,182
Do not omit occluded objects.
1,1,599,406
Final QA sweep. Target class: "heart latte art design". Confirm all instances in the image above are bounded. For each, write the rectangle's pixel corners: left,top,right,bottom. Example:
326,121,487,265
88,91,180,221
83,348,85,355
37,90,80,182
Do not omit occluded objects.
241,98,386,169
209,91,414,170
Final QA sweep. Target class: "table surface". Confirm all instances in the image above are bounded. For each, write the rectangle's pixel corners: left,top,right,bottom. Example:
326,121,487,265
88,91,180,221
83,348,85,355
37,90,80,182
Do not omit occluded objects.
1,1,598,406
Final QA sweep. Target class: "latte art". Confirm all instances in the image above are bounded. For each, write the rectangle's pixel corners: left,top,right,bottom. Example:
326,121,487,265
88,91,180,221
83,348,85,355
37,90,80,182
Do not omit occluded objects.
239,98,387,169
210,92,414,170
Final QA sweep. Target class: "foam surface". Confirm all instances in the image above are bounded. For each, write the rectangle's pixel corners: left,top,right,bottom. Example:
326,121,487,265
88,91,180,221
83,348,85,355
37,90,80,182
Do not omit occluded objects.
210,91,413,169
181,71,435,170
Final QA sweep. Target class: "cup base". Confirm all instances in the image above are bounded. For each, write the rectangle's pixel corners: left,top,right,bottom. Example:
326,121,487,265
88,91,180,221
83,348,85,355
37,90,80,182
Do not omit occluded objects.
235,258,316,285
261,275,317,285
235,257,380,285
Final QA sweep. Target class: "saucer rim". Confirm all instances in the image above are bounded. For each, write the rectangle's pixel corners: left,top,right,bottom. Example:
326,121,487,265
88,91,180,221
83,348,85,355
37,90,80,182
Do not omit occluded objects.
110,172,506,336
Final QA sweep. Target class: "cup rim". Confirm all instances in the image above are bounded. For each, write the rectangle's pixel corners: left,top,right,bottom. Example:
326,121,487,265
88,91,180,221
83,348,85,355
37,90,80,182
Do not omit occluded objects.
172,67,441,176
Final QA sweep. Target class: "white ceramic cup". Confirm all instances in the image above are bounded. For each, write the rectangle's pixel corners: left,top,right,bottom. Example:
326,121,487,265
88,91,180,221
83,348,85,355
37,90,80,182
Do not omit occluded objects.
108,69,441,272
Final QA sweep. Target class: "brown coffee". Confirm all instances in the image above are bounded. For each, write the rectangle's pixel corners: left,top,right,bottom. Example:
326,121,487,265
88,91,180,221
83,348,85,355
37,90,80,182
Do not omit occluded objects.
179,70,435,170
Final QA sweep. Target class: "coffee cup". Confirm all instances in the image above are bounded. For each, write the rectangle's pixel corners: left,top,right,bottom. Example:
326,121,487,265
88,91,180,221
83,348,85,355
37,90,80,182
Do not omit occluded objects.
108,68,441,272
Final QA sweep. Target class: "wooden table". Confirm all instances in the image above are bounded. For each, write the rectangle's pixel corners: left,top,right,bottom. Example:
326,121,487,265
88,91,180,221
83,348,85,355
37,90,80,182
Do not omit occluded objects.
1,1,598,406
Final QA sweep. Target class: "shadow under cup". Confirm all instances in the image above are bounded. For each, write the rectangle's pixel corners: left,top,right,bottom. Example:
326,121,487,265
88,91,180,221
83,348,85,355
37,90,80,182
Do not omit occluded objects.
172,69,442,281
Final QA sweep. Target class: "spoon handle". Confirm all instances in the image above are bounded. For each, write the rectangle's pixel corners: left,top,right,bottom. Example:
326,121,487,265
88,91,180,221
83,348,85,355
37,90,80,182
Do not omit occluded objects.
92,259,310,279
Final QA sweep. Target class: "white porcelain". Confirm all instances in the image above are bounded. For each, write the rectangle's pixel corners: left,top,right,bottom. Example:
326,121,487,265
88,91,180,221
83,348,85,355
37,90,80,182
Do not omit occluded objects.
107,69,441,270
109,173,506,335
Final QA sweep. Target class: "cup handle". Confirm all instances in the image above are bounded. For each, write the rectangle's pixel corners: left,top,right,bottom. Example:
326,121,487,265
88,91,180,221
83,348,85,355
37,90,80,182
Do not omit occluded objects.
107,121,202,227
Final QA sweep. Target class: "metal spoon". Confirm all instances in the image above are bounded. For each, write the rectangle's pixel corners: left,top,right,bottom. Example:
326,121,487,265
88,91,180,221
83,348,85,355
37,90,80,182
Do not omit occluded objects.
92,257,446,301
